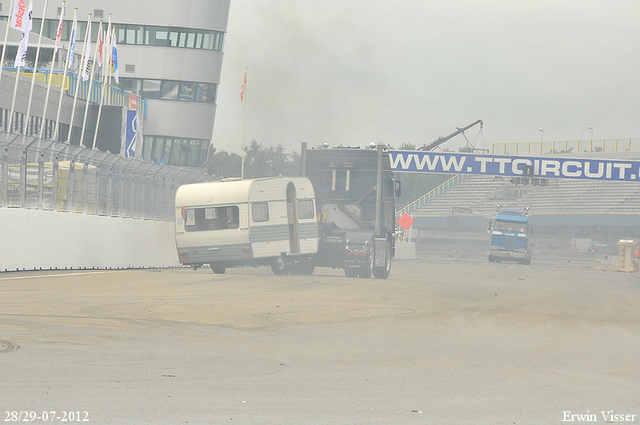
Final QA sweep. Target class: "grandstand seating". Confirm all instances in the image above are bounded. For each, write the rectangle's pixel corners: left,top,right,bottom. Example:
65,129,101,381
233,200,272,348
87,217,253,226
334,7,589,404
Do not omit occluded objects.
410,174,640,217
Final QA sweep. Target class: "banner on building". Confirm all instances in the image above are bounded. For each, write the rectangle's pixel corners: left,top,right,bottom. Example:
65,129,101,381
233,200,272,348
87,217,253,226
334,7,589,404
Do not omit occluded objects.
388,150,640,182
124,94,143,158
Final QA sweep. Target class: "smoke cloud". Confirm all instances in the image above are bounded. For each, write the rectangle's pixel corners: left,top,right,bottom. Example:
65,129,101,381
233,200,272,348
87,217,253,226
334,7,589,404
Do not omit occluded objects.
213,0,640,154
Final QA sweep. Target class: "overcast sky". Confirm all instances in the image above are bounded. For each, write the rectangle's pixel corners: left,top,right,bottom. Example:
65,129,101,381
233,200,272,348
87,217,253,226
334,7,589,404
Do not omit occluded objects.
212,0,640,154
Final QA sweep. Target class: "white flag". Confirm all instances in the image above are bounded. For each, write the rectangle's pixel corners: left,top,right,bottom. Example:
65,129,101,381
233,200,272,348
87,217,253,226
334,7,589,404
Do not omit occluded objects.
9,0,32,33
54,4,65,52
14,30,30,67
67,15,77,69
81,20,92,81
12,1,32,67
111,30,119,84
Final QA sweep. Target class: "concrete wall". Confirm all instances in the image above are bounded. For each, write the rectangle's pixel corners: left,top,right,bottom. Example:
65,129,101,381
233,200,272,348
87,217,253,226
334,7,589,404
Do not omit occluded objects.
0,208,179,272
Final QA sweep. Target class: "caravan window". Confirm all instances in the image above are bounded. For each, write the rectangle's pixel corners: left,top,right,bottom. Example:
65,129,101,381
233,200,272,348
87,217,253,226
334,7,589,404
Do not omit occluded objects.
252,203,269,223
226,206,239,228
298,199,315,220
185,209,196,227
185,206,240,231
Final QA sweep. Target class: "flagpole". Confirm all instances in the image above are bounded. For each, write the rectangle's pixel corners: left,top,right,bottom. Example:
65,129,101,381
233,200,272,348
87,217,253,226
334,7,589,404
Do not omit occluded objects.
40,0,65,139
105,27,114,106
80,19,101,148
92,14,110,150
8,64,21,133
53,7,76,141
66,12,90,145
24,0,48,136
0,0,16,104
241,67,247,179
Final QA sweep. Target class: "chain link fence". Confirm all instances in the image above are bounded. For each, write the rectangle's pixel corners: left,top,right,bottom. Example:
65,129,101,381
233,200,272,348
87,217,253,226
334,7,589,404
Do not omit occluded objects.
1,133,214,220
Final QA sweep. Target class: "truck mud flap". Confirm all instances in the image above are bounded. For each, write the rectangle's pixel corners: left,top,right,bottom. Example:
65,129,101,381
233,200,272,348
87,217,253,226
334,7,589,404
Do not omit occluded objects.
374,238,388,268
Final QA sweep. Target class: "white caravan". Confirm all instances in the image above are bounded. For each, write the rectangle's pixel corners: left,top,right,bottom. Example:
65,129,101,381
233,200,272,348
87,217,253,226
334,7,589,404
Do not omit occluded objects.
175,177,319,274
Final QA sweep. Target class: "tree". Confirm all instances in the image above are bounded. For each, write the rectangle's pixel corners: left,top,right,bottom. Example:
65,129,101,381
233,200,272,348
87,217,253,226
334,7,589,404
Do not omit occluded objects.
207,147,242,178
244,140,300,178
207,140,301,179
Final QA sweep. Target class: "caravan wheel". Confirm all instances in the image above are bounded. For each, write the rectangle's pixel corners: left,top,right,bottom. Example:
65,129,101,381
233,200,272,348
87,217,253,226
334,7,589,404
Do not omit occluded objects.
271,256,289,275
210,264,226,274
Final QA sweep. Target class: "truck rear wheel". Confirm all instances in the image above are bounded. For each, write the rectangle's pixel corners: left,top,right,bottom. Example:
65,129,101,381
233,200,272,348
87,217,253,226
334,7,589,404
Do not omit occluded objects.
345,268,359,278
373,240,392,279
292,259,315,275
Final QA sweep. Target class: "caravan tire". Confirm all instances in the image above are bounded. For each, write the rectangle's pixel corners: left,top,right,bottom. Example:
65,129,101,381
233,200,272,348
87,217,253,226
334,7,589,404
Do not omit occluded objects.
271,256,289,275
210,264,226,274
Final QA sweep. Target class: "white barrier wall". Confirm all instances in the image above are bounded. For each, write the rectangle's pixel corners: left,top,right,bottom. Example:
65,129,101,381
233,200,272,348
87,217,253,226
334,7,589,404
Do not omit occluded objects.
0,209,180,272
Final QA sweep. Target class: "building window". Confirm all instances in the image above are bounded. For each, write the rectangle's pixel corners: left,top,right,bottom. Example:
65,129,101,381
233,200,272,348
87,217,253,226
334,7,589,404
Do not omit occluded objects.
120,78,142,94
143,136,210,167
179,82,197,101
160,81,179,100
120,78,216,104
118,25,143,45
196,83,216,103
141,79,161,99
21,18,225,51
185,32,196,49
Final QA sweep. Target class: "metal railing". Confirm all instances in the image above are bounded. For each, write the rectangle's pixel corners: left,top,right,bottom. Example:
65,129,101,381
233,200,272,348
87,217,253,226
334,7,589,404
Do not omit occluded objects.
0,133,213,221
396,174,464,217
1,67,145,114
491,138,640,155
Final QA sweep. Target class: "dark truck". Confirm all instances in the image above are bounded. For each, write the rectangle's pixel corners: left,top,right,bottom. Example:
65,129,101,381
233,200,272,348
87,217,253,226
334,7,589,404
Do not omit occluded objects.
301,142,401,278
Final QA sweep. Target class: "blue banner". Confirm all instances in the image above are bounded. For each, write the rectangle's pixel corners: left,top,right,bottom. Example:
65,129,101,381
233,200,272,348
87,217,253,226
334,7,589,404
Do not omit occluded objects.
124,94,140,158
388,151,640,182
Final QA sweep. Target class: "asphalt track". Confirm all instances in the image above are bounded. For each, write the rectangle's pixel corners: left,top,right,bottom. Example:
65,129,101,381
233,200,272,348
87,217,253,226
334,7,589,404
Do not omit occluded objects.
0,253,639,424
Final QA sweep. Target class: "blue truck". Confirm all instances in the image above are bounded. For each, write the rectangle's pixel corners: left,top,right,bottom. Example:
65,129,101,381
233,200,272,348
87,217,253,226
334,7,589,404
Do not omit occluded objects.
488,206,531,264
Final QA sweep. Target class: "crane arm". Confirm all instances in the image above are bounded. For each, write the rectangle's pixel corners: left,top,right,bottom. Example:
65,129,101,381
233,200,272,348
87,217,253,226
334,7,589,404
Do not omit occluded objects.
419,119,483,151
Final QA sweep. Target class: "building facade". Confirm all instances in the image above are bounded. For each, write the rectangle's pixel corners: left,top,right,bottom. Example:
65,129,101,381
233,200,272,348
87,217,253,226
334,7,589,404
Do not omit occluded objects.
1,0,231,168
